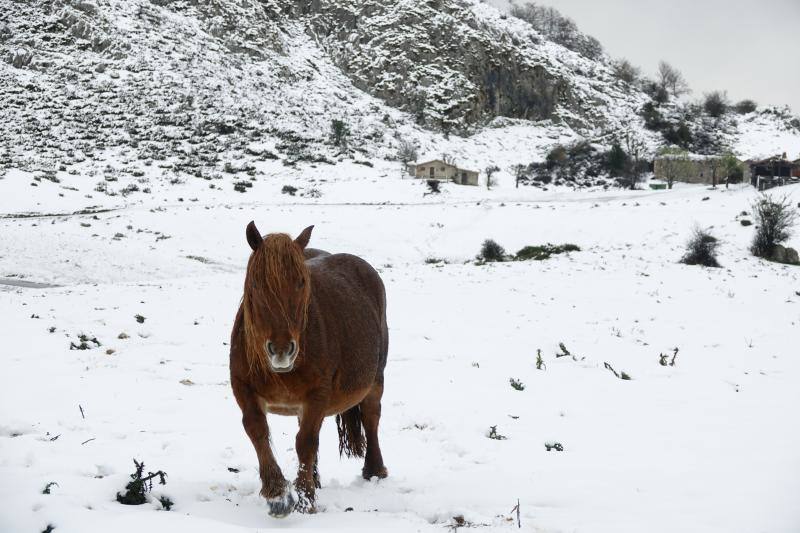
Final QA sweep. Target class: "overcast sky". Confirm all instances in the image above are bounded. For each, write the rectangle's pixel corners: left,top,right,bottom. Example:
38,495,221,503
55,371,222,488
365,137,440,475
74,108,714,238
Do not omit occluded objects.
491,0,800,113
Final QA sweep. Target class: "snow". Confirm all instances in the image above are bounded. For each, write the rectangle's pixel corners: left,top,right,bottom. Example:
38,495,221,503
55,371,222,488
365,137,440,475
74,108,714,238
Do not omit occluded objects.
2,1,800,531
2,172,799,532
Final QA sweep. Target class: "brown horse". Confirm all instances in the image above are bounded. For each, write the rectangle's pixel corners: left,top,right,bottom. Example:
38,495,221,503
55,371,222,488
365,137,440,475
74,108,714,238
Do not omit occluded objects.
229,222,389,517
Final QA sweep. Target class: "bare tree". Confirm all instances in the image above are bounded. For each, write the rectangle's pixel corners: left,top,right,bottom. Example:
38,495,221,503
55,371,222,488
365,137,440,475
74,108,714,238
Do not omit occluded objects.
612,59,640,84
485,165,500,190
622,130,647,190
657,147,691,189
511,164,526,189
657,61,690,99
750,194,798,258
397,140,418,178
707,156,722,188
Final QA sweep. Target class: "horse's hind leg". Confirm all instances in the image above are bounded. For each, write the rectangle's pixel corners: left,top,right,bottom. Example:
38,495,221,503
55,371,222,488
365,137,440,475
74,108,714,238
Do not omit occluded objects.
360,382,388,480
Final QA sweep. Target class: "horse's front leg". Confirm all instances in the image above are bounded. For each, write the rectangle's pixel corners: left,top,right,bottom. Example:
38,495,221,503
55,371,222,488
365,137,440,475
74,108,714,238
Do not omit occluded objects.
232,379,295,517
294,400,326,512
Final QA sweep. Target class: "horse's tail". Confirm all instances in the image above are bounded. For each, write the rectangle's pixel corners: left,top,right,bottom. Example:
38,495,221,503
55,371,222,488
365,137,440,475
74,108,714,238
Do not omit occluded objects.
336,406,366,458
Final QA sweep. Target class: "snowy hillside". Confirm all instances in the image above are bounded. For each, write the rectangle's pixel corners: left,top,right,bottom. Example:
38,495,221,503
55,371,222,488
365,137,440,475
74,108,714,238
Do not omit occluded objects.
3,0,799,195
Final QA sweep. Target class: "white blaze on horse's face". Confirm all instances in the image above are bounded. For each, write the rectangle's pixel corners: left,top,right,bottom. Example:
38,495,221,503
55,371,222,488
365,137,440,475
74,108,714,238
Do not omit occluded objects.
265,339,298,373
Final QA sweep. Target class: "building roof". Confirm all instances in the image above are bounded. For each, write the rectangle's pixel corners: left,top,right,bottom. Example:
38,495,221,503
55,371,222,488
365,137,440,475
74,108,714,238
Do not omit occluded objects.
413,159,478,173
415,159,449,167
749,155,793,166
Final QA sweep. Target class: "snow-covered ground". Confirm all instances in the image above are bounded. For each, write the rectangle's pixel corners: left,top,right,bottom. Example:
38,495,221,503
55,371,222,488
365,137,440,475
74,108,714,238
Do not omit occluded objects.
1,172,799,533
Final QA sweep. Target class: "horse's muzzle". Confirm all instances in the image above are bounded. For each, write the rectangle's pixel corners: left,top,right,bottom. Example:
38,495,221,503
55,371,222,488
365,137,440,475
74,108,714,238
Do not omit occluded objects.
266,339,298,373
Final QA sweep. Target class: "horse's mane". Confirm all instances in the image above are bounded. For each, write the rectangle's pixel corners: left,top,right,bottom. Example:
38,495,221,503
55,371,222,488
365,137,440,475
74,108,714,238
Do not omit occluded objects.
242,233,310,376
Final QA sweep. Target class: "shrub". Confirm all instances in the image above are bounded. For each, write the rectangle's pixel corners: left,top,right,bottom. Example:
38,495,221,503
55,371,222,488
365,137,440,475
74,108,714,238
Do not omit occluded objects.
516,243,580,261
479,239,506,262
281,185,297,196
527,140,609,187
116,459,168,506
662,121,693,149
233,181,252,193
750,194,798,258
681,227,721,267
734,99,758,114
703,91,729,118
426,179,441,194
330,119,350,147
605,143,628,177
641,102,666,131
611,59,640,84
642,79,669,105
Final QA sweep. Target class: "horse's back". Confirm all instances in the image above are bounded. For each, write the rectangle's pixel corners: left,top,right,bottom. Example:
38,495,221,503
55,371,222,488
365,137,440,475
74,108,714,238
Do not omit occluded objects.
307,252,388,374
304,248,330,260
308,253,386,313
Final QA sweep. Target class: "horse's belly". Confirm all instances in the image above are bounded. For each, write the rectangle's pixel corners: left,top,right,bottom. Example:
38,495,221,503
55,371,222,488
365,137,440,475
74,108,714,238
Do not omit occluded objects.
261,399,302,416
323,386,373,417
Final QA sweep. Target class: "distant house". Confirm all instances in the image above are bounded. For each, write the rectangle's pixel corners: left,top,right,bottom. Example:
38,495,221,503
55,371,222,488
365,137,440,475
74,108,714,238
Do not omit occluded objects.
746,154,800,190
408,159,479,186
653,153,737,185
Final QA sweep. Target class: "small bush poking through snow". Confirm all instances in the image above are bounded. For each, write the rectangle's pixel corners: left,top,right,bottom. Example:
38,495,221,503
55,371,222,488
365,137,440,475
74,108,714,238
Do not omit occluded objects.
425,179,441,194
516,243,580,261
304,187,322,198
116,459,168,507
750,194,797,259
487,425,507,440
478,239,506,262
536,349,546,371
544,442,564,452
659,348,679,367
70,333,101,350
281,185,297,196
604,362,631,380
509,378,525,391
233,180,252,193
680,227,721,267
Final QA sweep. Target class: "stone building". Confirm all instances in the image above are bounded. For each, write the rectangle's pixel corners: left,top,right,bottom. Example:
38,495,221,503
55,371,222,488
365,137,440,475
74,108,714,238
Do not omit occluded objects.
409,159,479,186
653,154,728,185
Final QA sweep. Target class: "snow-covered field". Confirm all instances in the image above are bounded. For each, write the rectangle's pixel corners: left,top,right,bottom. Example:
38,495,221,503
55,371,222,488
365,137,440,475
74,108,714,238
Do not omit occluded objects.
1,172,799,533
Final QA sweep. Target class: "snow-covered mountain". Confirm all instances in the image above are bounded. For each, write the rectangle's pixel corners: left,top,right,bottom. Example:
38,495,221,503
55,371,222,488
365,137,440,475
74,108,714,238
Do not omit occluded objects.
2,0,799,188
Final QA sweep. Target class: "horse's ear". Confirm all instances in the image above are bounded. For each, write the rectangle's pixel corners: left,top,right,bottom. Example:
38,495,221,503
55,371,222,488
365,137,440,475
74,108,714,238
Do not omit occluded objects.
295,225,314,250
246,221,263,251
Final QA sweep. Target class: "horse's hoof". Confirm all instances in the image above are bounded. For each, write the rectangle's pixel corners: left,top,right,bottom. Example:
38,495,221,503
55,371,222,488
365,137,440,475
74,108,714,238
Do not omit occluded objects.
362,465,388,480
267,488,297,518
294,493,316,514
293,484,316,514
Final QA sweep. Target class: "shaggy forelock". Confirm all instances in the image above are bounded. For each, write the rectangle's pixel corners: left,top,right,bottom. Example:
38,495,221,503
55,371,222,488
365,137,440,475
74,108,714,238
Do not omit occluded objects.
242,233,310,375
